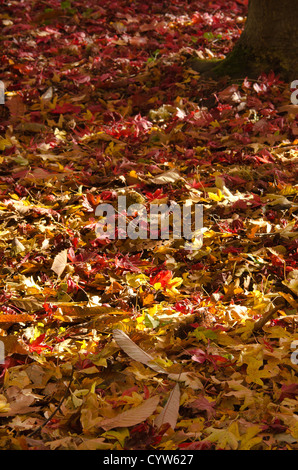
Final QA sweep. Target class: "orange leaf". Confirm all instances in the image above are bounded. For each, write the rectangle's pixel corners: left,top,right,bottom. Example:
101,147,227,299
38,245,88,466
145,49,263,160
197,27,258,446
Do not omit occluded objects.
0,314,33,323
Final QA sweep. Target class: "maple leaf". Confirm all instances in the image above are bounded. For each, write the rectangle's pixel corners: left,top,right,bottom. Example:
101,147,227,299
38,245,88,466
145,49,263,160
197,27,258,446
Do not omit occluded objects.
28,334,52,354
204,422,240,450
239,425,263,450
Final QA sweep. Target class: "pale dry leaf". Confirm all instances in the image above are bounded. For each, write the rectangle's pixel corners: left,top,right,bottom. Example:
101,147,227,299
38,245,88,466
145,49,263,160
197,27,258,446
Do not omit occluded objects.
51,249,68,277
12,238,25,253
154,383,180,430
77,438,112,450
113,329,167,374
283,269,298,295
99,395,160,431
41,87,53,101
149,169,182,185
168,371,204,390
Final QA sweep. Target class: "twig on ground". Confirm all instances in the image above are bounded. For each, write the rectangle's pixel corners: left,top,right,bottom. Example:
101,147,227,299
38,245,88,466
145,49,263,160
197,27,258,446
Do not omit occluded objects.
28,367,74,438
253,304,285,332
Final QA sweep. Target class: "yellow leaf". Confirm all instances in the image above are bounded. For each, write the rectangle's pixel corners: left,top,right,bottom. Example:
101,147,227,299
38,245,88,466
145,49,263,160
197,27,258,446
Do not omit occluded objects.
234,320,255,339
234,287,243,294
129,170,138,179
102,429,130,447
83,109,93,120
0,394,10,413
210,120,220,128
126,273,149,288
239,425,263,450
54,303,128,318
4,370,31,389
204,423,240,450
9,193,19,200
290,422,298,440
0,138,11,151
208,189,224,201
243,356,271,386
278,291,298,309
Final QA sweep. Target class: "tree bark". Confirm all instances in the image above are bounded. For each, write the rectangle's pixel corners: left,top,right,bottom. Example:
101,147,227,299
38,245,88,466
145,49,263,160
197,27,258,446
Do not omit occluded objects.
190,0,298,80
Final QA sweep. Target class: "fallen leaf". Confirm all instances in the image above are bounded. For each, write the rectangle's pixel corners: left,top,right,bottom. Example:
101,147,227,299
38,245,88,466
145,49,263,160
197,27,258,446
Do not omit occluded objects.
51,249,68,277
99,395,159,431
155,383,180,430
113,329,168,374
149,170,182,185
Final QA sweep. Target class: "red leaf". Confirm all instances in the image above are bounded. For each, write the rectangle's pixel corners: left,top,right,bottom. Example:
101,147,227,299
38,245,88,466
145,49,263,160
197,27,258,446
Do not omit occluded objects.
179,441,212,450
29,334,52,354
187,395,216,420
279,384,298,402
51,103,81,114
150,270,173,287
189,348,207,364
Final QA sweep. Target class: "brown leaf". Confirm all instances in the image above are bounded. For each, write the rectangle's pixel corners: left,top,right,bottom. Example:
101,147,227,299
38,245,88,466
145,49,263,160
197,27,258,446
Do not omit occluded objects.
154,383,180,430
99,395,160,431
6,95,25,123
0,336,28,355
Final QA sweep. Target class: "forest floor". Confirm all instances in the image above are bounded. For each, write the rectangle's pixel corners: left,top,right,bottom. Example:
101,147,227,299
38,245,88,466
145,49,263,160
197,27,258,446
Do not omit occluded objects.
0,0,297,450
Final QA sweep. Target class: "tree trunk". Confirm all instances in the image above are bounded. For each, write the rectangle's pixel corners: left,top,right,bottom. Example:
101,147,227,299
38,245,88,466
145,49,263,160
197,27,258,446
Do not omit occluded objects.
190,0,298,80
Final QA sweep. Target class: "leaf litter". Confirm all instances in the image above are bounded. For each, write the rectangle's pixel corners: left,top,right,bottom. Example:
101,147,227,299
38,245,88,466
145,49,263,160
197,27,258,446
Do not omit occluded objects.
0,0,297,450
